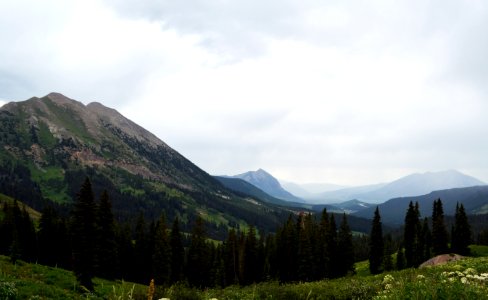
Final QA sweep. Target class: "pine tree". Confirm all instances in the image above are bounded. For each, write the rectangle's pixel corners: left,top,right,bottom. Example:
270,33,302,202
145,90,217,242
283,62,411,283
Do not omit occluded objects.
337,213,355,276
432,199,449,255
276,215,298,282
38,205,63,266
297,213,314,281
223,228,239,286
170,217,184,283
317,208,330,279
187,216,210,287
70,177,97,290
134,212,149,283
420,217,432,261
326,214,338,278
383,234,394,271
403,201,420,267
95,190,118,279
153,214,171,285
451,203,471,255
396,247,405,270
115,224,135,281
243,226,258,285
369,207,384,274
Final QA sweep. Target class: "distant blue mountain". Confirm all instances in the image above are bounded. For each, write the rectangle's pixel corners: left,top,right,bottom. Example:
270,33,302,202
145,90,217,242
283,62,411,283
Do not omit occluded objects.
229,169,306,203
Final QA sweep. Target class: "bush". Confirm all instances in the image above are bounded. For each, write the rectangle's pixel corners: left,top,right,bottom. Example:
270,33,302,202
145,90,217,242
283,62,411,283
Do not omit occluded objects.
0,281,18,299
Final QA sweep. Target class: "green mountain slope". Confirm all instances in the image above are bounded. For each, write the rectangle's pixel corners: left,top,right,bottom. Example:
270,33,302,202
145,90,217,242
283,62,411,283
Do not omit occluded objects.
0,93,294,237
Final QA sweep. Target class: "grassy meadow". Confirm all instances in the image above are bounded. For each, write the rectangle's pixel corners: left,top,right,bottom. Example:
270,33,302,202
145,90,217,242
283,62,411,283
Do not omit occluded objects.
1,247,488,299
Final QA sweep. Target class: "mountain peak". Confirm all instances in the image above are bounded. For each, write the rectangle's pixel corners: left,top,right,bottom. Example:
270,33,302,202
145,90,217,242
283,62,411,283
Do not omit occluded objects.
232,169,305,203
45,92,84,107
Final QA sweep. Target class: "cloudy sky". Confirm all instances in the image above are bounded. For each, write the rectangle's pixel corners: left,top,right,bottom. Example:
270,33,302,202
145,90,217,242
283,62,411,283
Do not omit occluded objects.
1,0,488,185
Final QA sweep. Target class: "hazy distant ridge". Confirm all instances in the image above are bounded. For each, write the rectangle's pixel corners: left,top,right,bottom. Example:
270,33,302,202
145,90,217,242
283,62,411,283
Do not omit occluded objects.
229,169,305,203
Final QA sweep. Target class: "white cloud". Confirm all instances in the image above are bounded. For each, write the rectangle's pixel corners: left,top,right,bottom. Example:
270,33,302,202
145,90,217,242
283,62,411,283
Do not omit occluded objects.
2,0,488,185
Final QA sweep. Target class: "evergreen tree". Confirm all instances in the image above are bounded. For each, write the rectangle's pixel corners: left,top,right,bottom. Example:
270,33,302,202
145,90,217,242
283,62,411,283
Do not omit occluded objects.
263,233,277,281
70,177,97,290
115,224,135,281
38,205,69,267
420,218,432,262
243,226,258,285
187,216,210,287
451,203,471,255
369,207,384,274
326,214,338,278
134,212,150,283
403,201,420,267
297,213,315,281
153,214,171,286
276,215,298,282
383,234,394,271
95,190,118,279
170,217,184,283
317,208,330,279
432,199,449,255
396,247,405,270
337,213,355,276
223,228,239,286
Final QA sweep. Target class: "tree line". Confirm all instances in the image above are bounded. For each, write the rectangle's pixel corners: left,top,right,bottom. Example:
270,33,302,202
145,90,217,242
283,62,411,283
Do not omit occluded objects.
0,177,357,290
368,199,472,274
0,177,478,291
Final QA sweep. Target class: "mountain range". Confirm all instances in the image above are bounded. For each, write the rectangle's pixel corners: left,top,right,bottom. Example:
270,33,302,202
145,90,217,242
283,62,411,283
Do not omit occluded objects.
1,92,487,238
228,169,305,203
353,185,488,225
0,93,297,238
288,170,485,204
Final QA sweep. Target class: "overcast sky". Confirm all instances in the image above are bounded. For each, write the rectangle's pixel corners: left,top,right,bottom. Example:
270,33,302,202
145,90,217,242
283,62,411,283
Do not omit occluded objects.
1,0,488,185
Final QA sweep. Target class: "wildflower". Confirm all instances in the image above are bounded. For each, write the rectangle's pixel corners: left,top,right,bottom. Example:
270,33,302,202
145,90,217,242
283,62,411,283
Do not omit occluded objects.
417,275,425,280
461,277,468,284
464,268,477,275
383,274,395,284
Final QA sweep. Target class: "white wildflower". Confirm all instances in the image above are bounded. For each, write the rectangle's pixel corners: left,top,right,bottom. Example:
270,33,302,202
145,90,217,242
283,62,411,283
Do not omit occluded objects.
464,268,477,275
461,277,468,284
383,274,395,284
417,275,425,280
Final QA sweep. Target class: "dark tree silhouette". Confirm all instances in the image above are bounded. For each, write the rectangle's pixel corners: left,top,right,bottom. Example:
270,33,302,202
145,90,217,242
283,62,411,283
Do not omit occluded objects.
187,217,210,287
170,217,184,283
70,177,97,290
451,203,471,255
153,214,171,285
95,190,118,279
337,213,355,276
369,207,384,274
432,199,449,255
404,201,420,267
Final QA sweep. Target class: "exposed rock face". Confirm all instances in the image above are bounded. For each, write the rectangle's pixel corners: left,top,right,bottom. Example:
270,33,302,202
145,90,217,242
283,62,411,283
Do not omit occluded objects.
0,92,206,189
419,254,465,268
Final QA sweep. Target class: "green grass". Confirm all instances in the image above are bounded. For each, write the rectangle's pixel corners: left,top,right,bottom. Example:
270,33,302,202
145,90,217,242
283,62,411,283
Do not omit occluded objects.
0,255,147,299
30,166,70,203
204,257,488,300
0,193,41,221
471,245,488,257
37,121,57,149
1,253,488,299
